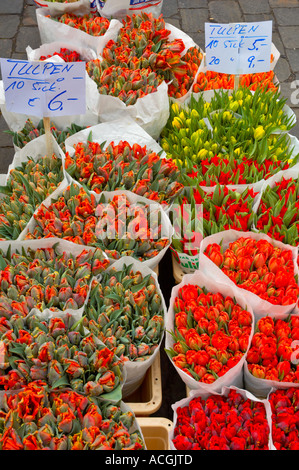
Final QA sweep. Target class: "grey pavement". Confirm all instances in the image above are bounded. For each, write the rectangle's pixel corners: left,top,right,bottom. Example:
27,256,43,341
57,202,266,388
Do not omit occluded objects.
0,0,299,173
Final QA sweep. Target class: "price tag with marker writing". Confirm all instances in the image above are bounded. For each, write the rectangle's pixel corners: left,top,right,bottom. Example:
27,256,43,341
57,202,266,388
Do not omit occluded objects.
0,58,86,157
205,21,272,75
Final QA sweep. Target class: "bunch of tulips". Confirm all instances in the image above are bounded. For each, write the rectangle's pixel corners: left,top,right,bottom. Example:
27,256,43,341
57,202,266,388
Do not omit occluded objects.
256,176,299,250
171,185,257,256
166,284,252,384
0,382,145,450
246,315,299,383
24,184,169,262
0,243,109,318
6,118,85,151
193,69,277,93
0,313,123,396
269,388,299,450
161,87,298,186
39,47,82,62
167,46,203,99
86,62,164,105
52,13,110,37
64,138,183,206
84,263,164,362
204,237,299,306
172,388,270,450
0,153,64,240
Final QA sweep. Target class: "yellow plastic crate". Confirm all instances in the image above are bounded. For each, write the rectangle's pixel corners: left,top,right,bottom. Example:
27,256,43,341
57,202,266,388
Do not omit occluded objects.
138,417,173,450
124,350,162,416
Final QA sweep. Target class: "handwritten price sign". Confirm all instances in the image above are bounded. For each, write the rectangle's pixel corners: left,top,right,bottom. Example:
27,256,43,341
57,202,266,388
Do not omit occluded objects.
0,58,86,117
205,21,272,75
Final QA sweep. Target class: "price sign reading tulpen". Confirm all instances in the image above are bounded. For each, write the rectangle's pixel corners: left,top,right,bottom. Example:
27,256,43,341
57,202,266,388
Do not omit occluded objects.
0,58,86,157
0,58,86,117
205,21,272,75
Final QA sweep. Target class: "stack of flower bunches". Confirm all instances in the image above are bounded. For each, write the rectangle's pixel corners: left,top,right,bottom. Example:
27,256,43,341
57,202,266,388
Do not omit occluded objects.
171,185,258,256
24,184,169,262
6,119,85,151
84,264,164,362
53,12,110,36
161,86,298,187
0,382,145,450
86,12,202,101
0,313,123,397
0,244,109,318
0,153,64,240
64,138,184,206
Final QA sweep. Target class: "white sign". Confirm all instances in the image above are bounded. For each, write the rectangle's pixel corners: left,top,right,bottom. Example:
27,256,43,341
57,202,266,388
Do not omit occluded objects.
205,21,272,75
0,58,86,117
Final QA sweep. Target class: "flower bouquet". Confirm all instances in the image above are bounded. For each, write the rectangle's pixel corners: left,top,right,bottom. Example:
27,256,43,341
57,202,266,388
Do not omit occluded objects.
0,382,145,450
200,230,299,317
36,8,121,56
254,170,299,264
269,387,299,450
84,257,166,395
0,137,66,241
0,239,109,319
160,87,298,189
244,314,299,397
0,312,124,398
22,184,172,269
170,386,273,450
170,184,258,273
64,134,183,206
165,269,254,393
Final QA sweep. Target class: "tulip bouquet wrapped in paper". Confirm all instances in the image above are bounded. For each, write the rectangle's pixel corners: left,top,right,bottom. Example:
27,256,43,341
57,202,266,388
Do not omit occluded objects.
170,184,259,273
0,135,68,241
160,87,298,190
0,311,124,399
63,121,183,208
36,8,121,56
22,184,173,270
170,386,274,450
84,257,166,396
165,270,254,393
200,230,299,318
0,238,109,320
244,314,299,397
0,382,145,450
268,387,299,450
253,169,299,264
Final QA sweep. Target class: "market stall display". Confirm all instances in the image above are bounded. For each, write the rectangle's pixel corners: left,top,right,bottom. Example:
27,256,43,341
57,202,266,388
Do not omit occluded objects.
0,0,299,452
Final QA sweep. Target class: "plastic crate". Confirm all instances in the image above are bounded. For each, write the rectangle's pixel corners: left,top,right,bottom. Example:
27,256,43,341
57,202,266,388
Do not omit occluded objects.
124,350,162,416
138,417,173,450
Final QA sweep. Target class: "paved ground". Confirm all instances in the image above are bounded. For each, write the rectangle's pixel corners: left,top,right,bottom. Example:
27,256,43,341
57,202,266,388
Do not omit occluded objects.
0,0,299,421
